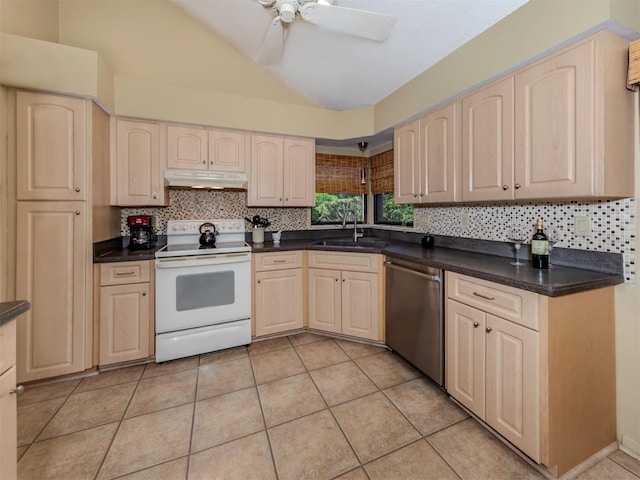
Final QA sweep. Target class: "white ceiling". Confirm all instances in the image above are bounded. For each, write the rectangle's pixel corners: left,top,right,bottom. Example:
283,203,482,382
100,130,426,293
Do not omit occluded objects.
169,0,529,114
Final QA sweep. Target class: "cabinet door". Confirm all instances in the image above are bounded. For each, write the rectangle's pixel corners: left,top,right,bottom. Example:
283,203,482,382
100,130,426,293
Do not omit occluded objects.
445,299,485,418
394,119,420,204
16,202,87,382
0,367,17,480
99,283,150,365
248,134,284,206
462,77,514,201
116,120,165,206
514,40,594,199
419,103,458,203
308,269,341,334
283,137,315,206
341,271,379,341
16,91,87,201
209,129,247,173
255,269,304,336
485,314,540,462
167,125,207,170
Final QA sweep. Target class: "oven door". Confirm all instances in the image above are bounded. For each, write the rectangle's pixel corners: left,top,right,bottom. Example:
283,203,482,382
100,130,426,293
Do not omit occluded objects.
155,252,251,334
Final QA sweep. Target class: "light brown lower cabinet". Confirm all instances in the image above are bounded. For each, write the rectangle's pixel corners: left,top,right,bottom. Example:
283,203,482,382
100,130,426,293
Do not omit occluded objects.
307,251,383,342
0,320,17,480
446,272,615,477
98,261,153,366
253,251,304,337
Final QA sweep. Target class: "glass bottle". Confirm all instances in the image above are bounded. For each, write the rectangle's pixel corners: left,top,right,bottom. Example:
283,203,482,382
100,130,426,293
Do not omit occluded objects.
531,218,549,269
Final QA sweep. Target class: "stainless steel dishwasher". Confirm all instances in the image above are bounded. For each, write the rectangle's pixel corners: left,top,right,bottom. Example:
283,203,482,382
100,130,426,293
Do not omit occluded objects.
384,257,444,387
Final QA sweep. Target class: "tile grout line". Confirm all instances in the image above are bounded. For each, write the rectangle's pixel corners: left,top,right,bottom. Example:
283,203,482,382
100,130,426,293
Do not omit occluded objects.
249,340,283,480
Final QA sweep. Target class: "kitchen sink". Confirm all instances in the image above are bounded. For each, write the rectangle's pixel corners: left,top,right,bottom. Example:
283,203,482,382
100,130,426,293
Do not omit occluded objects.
311,237,389,248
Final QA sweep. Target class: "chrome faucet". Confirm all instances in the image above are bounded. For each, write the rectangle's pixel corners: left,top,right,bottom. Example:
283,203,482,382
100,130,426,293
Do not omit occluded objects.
342,209,363,242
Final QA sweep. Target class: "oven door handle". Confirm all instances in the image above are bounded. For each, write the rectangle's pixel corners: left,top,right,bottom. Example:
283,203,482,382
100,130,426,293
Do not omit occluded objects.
155,253,251,269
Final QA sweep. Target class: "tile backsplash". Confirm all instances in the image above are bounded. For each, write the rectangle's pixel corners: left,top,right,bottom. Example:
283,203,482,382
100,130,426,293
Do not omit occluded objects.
122,191,635,283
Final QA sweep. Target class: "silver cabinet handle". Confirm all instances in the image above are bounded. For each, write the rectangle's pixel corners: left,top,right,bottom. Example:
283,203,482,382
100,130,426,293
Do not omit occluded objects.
502,185,509,190
473,291,495,301
75,187,81,192
75,210,80,215
473,322,480,328
10,385,24,395
486,327,493,333
515,183,521,189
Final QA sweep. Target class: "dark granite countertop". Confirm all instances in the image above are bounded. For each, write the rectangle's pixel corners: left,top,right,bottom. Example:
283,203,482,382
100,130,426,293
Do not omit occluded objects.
94,231,623,296
93,237,167,264
0,300,30,327
250,235,623,297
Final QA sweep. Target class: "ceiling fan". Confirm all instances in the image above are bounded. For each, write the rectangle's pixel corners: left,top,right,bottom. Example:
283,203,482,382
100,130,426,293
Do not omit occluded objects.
256,0,397,65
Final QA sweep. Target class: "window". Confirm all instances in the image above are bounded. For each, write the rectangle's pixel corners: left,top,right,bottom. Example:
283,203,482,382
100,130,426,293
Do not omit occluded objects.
313,153,367,225
312,193,366,225
370,150,413,226
374,193,413,225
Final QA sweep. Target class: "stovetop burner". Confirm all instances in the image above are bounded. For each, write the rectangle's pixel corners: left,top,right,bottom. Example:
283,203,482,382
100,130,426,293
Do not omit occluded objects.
155,219,251,259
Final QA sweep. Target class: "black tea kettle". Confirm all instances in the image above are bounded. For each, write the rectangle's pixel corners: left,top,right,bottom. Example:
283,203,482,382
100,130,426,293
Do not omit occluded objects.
199,222,218,248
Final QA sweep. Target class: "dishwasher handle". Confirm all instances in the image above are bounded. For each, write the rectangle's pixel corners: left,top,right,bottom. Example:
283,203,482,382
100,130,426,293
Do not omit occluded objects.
384,261,441,282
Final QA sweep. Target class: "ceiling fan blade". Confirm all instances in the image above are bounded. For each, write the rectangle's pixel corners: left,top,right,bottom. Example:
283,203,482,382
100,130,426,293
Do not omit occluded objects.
257,17,286,65
299,3,396,41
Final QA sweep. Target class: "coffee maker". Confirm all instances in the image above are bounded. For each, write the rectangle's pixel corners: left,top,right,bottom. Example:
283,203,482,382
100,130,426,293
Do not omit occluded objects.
128,215,157,250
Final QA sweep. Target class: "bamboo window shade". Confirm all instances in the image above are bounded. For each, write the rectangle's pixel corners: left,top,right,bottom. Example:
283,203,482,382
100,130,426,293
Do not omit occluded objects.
370,150,394,194
628,39,640,91
315,153,368,194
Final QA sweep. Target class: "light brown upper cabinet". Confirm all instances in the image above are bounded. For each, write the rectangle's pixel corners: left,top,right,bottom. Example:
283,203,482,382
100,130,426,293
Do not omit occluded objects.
461,31,633,201
462,78,515,201
16,91,88,201
394,102,459,204
166,125,247,173
248,134,315,207
114,119,168,206
513,31,633,199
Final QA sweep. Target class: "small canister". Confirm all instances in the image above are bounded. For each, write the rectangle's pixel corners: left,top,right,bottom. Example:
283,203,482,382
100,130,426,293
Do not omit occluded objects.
422,234,435,248
252,227,265,244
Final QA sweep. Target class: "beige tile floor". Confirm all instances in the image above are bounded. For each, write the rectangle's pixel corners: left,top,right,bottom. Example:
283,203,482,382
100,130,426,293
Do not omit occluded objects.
16,332,640,480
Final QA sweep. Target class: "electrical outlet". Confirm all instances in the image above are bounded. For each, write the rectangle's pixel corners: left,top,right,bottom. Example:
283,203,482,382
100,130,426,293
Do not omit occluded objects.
459,213,469,230
281,214,290,226
574,215,592,236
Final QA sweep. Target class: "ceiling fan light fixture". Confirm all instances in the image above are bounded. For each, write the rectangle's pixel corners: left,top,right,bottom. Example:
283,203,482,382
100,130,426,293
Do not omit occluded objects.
277,0,298,22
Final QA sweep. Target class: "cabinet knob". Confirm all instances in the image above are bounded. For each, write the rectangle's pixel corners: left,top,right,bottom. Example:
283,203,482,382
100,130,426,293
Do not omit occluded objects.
10,385,24,395
210,161,213,165
257,280,261,284
335,278,338,282
142,291,147,296
514,183,521,189
152,194,157,199
279,198,282,202
473,322,480,328
75,210,80,215
486,327,493,333
419,193,424,197
203,160,206,164
502,185,509,191
75,187,81,193
413,193,418,197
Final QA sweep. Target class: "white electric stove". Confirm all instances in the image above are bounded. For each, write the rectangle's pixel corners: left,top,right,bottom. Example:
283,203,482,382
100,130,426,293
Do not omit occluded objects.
154,219,252,362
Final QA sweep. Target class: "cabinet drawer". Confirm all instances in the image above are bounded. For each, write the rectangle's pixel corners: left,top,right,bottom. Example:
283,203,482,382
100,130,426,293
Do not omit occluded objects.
0,320,16,376
308,251,379,273
254,251,303,271
447,272,539,331
101,261,151,286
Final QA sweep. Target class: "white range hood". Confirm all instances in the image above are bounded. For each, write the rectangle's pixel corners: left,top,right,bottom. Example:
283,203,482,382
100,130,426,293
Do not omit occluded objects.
164,170,248,190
